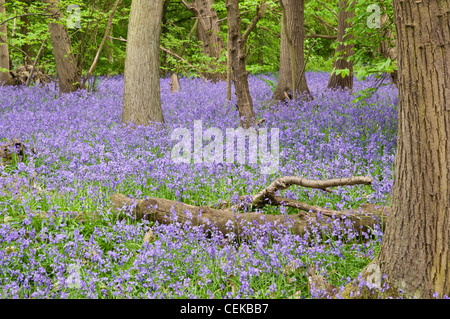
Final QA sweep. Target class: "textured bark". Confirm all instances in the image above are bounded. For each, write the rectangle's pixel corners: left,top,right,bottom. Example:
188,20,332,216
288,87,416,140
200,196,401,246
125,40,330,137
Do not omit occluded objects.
327,0,354,91
359,0,450,299
195,0,225,81
226,0,256,128
43,0,81,93
20,0,34,66
380,9,398,87
0,0,13,85
273,13,293,101
108,194,387,240
170,73,181,93
280,0,310,98
122,0,164,125
181,0,226,81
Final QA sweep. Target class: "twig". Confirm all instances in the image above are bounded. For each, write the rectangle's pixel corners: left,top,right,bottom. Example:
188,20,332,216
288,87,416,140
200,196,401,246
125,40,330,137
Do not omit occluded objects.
0,11,60,27
0,39,33,61
107,36,208,81
159,46,207,81
316,0,338,18
299,39,317,85
213,10,251,28
179,18,198,57
311,14,338,32
305,27,337,39
243,2,268,42
26,38,47,86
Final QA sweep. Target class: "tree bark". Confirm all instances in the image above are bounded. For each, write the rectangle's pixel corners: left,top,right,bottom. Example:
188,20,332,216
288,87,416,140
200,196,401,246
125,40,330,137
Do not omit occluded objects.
353,0,450,299
280,0,310,99
20,0,34,66
43,0,81,93
327,0,354,91
122,0,164,126
0,0,13,85
380,7,397,87
181,0,226,81
273,12,293,101
104,175,386,240
226,0,266,128
108,194,387,240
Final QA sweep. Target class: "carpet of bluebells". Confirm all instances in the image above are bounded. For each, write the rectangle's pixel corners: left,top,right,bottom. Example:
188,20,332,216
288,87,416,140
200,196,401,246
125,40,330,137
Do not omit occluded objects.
0,72,402,298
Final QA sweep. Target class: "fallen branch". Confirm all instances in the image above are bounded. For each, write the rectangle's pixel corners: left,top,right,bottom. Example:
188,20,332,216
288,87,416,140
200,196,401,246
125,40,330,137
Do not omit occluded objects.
5,139,387,241
107,194,388,240
106,175,387,239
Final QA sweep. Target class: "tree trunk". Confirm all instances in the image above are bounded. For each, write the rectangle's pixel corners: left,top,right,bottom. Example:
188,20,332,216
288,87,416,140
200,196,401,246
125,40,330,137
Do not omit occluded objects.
20,0,34,66
43,0,81,93
122,0,164,125
327,0,354,91
380,9,398,87
182,0,226,81
194,0,226,81
0,0,13,85
280,0,310,98
226,0,265,128
355,0,450,299
273,12,293,101
105,24,114,73
226,37,232,100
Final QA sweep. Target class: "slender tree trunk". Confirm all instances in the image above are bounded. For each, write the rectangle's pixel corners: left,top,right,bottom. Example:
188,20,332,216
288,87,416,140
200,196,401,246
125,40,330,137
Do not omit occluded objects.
280,0,310,99
122,0,164,125
43,0,81,93
194,0,225,81
21,0,34,66
105,24,114,73
0,0,13,85
273,12,292,101
226,37,232,100
380,9,398,87
327,0,354,91
226,0,258,128
182,0,226,81
355,0,450,299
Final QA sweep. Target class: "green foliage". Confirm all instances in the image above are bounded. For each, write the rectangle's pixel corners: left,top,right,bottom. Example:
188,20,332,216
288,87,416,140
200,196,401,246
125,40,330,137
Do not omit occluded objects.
345,0,396,80
0,0,395,80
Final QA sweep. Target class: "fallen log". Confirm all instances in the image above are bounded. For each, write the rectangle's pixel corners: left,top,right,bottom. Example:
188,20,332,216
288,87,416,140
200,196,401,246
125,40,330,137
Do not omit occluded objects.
105,175,388,239
108,194,389,239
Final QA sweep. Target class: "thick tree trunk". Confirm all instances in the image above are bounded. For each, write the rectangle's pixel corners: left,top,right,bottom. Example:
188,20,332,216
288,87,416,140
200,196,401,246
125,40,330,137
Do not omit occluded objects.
273,13,292,101
122,0,164,125
327,0,354,91
280,0,310,98
0,0,13,85
44,0,81,93
355,0,450,299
